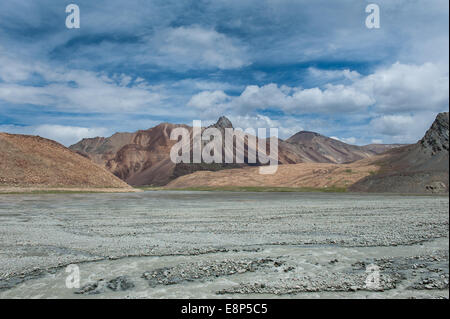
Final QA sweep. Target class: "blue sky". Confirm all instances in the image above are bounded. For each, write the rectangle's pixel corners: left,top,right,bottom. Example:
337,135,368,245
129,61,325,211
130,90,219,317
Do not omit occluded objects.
0,0,448,145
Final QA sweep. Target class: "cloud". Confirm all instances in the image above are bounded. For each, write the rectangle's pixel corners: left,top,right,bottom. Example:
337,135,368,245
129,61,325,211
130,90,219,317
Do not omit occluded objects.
356,62,449,113
188,83,374,115
188,90,231,110
331,136,357,145
370,113,437,143
228,114,303,139
307,67,361,82
0,124,109,146
187,62,448,117
0,0,448,146
0,51,163,113
149,26,250,70
0,51,34,82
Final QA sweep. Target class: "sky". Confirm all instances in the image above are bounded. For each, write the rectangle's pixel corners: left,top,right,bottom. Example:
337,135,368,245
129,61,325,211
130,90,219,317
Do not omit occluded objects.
0,0,448,146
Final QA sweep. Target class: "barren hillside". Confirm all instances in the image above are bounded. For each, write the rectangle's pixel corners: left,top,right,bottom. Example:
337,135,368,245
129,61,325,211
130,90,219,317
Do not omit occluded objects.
285,131,398,163
166,157,381,190
350,112,449,193
0,133,132,189
70,116,402,186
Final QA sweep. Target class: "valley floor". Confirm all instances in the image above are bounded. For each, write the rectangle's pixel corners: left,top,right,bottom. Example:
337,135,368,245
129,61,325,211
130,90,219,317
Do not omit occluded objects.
0,191,448,299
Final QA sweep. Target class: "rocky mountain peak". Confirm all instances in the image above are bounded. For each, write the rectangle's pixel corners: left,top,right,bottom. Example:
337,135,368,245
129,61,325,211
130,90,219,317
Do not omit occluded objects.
214,116,233,129
420,112,449,154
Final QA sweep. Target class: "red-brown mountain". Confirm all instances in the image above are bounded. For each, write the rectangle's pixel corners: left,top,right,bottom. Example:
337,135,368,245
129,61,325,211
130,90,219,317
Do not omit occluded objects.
284,131,397,164
70,116,403,186
70,123,189,186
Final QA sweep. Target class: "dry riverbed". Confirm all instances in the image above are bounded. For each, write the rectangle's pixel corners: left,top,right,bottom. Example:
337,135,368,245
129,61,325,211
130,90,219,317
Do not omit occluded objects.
0,191,448,299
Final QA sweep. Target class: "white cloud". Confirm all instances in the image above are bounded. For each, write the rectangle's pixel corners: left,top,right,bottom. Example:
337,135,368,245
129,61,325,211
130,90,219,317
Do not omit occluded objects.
331,136,357,145
0,124,109,146
370,113,437,143
286,84,375,113
356,62,449,113
188,90,230,110
147,26,249,70
0,49,33,82
172,79,243,92
0,52,163,113
187,62,449,117
188,82,374,115
308,67,361,82
228,114,303,139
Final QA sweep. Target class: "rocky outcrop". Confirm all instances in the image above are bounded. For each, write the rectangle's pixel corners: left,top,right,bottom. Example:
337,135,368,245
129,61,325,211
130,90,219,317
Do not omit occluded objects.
420,112,449,155
350,112,449,193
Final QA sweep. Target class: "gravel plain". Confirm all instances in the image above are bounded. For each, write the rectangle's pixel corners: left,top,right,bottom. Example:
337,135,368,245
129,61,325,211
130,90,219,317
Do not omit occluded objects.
0,191,448,299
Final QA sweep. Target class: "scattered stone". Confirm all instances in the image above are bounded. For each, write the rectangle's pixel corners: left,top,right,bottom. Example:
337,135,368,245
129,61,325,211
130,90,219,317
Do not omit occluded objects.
142,258,275,287
75,276,135,295
106,276,135,291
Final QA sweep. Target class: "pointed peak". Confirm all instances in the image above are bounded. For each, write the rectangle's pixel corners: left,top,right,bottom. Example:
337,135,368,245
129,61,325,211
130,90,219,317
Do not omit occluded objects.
215,116,233,129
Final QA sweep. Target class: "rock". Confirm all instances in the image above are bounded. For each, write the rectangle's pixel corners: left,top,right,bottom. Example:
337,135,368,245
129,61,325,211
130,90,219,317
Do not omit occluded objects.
75,280,107,295
107,276,135,291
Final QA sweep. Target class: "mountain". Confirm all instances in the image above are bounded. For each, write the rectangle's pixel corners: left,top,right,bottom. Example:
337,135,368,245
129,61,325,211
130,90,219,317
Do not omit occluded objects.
350,112,449,193
71,116,404,186
0,133,131,189
165,112,448,193
72,117,284,186
71,123,190,186
171,116,248,179
284,131,400,164
71,119,244,186
360,143,407,154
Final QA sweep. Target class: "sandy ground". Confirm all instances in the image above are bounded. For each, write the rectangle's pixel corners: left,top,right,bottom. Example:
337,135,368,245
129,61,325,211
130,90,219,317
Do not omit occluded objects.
0,191,448,299
166,159,382,189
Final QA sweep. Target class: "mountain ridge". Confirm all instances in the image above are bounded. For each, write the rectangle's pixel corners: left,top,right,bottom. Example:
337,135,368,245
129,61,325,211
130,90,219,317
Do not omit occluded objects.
70,116,406,186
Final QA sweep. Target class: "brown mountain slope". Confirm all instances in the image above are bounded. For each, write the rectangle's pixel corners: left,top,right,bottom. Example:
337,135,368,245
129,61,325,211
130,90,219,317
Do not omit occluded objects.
285,131,397,163
165,112,448,194
71,117,280,186
72,123,190,186
361,143,407,154
350,112,449,193
0,133,131,189
70,116,404,186
71,132,134,165
166,157,380,190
